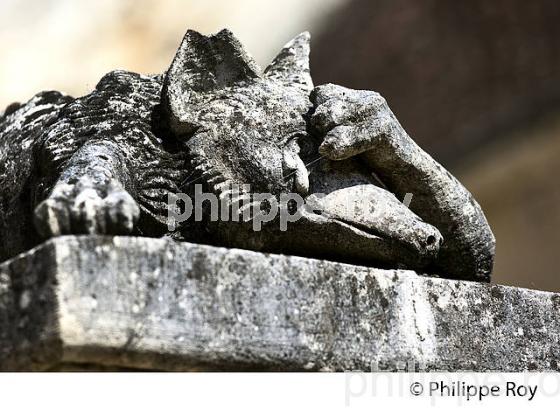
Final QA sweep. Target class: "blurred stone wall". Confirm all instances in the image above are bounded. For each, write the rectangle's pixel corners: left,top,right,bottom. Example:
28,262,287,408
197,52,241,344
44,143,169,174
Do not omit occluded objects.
312,0,560,166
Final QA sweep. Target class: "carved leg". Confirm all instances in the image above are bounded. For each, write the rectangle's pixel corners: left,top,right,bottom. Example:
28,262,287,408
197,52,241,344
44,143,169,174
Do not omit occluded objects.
34,141,140,237
310,84,495,281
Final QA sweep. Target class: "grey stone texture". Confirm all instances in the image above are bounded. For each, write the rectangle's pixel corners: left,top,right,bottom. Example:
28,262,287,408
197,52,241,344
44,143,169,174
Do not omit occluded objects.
0,29,494,281
0,236,557,371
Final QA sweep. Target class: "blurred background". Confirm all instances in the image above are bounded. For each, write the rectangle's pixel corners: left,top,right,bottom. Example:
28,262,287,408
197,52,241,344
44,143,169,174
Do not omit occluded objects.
1,0,559,291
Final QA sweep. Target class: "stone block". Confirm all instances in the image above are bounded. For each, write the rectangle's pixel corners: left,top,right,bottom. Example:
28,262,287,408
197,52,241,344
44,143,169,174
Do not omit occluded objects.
0,236,557,371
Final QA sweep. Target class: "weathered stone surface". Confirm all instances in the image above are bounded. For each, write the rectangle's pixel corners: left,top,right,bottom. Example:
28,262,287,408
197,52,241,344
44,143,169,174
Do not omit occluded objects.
0,28,495,281
0,236,557,371
310,84,495,281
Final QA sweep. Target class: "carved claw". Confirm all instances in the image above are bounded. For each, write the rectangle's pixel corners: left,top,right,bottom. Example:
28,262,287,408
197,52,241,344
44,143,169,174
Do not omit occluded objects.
311,84,397,161
34,178,140,238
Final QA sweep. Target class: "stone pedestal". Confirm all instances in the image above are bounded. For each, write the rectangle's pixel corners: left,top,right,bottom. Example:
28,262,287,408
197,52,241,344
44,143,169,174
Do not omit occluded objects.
0,236,558,371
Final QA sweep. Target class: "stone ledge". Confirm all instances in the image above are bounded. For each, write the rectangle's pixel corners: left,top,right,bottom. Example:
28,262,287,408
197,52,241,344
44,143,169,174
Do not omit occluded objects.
0,236,558,371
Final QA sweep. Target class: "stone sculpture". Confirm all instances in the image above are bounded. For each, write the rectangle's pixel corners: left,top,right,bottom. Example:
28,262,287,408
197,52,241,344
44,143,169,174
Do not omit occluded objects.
0,29,495,281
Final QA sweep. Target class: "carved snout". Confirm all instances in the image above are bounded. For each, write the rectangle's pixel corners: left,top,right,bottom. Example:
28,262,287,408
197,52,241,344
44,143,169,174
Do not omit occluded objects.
303,184,443,268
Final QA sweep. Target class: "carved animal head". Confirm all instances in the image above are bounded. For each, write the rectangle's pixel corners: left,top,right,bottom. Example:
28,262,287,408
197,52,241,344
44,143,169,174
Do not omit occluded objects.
161,29,442,271
162,29,312,197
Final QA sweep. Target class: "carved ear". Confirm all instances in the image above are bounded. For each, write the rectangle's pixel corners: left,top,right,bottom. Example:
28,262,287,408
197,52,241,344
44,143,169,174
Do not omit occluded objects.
163,29,261,135
264,32,313,93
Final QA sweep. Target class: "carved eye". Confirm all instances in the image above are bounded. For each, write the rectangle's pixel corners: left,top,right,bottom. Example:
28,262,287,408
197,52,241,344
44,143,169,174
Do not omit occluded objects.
286,134,301,154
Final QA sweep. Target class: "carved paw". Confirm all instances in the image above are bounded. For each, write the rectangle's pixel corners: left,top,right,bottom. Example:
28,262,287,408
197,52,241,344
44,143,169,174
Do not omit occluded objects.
310,84,402,160
34,178,140,237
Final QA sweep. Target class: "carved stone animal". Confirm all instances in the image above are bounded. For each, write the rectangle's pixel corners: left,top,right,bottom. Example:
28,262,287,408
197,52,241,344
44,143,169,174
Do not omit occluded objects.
0,29,495,281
